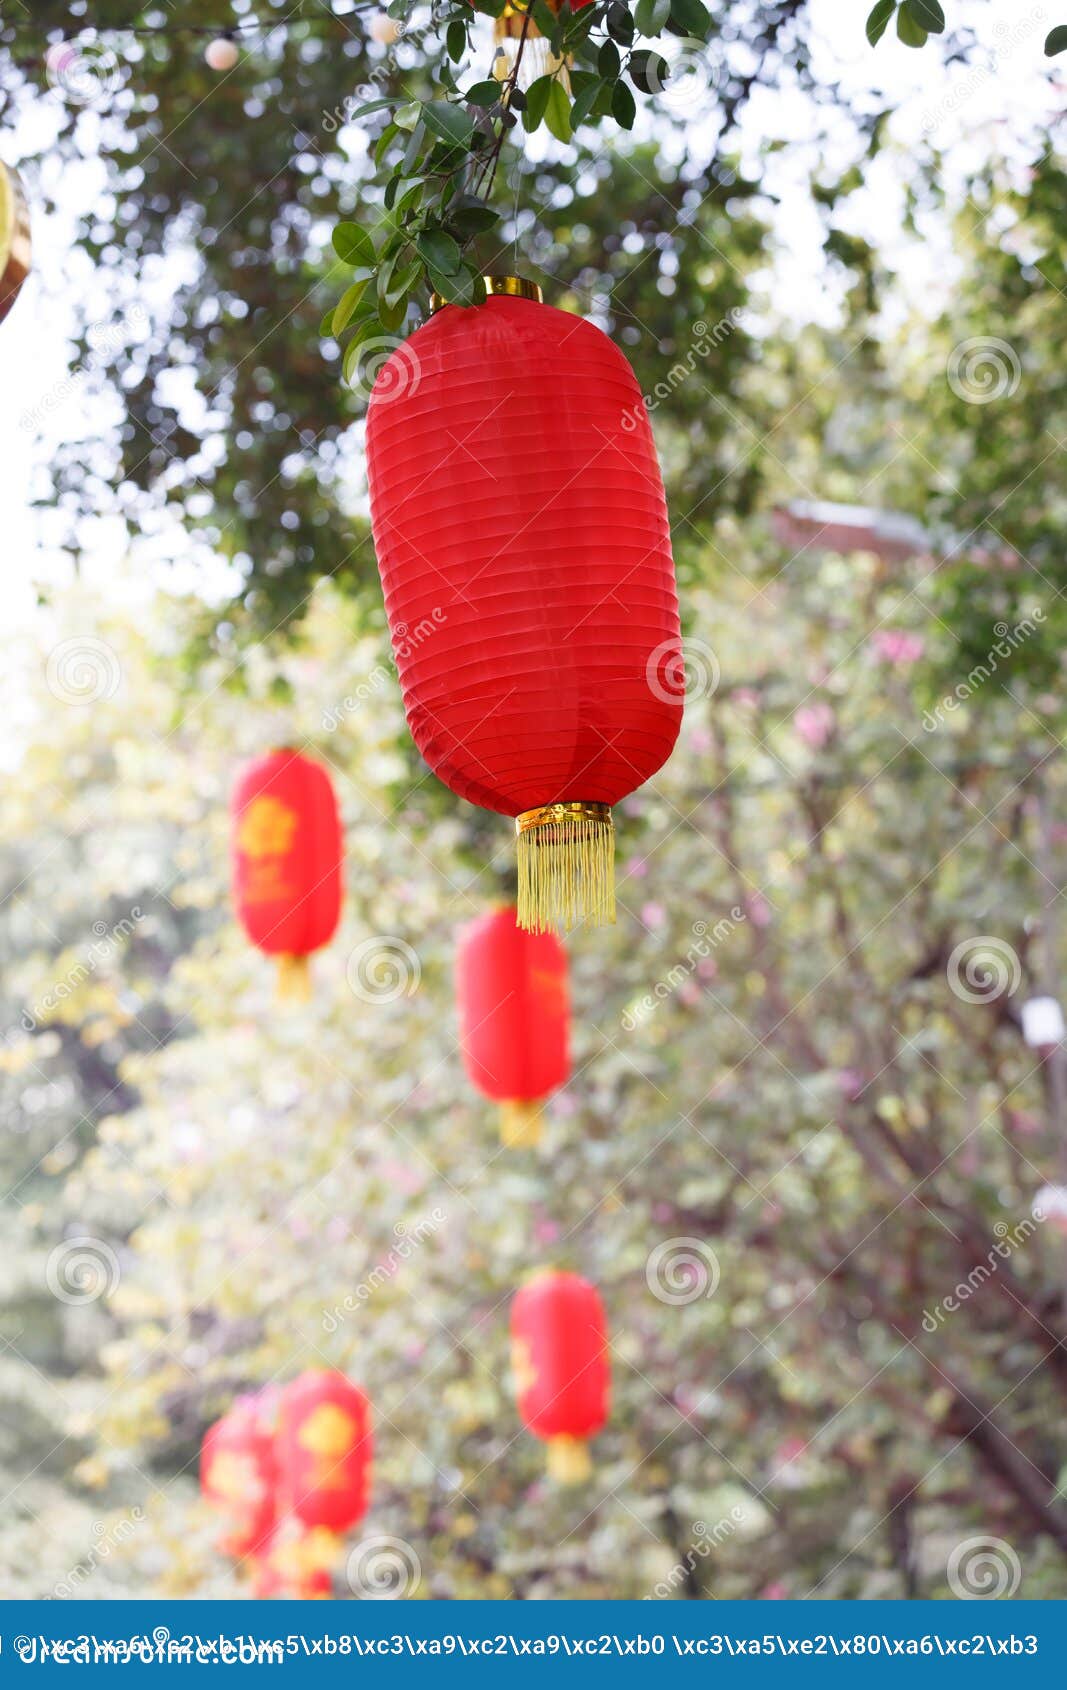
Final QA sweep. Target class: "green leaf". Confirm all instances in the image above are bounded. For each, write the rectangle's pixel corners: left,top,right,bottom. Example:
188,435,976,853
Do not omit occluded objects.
417,229,463,275
570,73,604,130
331,277,370,335
348,97,395,120
611,78,637,129
906,0,945,30
544,79,573,143
598,38,621,78
629,49,670,96
635,0,672,34
605,2,635,45
670,0,711,34
523,74,554,132
394,102,420,132
896,5,927,46
421,101,476,147
426,263,484,308
448,202,502,235
392,176,425,215
332,222,375,267
1045,24,1067,55
377,292,409,334
342,315,382,385
446,19,467,61
465,79,502,106
865,0,896,45
382,258,421,310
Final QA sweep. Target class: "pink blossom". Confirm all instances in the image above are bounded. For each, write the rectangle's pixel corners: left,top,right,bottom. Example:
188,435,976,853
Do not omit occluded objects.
745,891,772,928
379,1159,424,1195
871,629,924,666
534,1218,560,1246
652,1201,674,1224
623,856,648,880
837,1069,866,1102
793,701,836,750
732,687,761,710
678,981,702,1007
1006,1108,1041,1138
641,901,667,929
759,1582,788,1600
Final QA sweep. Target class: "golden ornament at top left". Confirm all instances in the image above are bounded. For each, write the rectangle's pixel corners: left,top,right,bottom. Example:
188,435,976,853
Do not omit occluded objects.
0,161,31,325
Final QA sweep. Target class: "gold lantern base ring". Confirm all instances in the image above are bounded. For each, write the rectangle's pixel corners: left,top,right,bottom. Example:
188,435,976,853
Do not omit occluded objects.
515,802,615,935
276,953,312,1003
499,1099,544,1149
546,1434,593,1486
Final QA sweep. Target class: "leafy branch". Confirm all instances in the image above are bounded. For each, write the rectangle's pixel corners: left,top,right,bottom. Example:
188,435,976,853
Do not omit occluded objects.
327,0,1067,386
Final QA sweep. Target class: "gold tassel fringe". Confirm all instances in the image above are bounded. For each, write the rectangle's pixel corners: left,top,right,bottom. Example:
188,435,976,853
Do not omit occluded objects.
499,1099,544,1149
516,803,615,935
275,953,312,1003
546,1434,592,1485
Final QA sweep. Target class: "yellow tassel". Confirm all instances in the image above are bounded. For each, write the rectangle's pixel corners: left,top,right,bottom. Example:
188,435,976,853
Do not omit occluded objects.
275,953,312,1003
499,1099,543,1148
516,803,615,935
546,1434,592,1485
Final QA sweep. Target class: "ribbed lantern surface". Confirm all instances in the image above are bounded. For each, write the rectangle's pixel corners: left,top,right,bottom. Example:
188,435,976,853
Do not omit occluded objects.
365,285,683,933
456,905,570,1146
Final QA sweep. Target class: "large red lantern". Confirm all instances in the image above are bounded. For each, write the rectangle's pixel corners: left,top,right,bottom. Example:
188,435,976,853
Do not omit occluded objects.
276,1370,372,1543
365,278,683,935
200,1394,278,1562
510,1269,610,1484
231,748,343,999
456,905,569,1147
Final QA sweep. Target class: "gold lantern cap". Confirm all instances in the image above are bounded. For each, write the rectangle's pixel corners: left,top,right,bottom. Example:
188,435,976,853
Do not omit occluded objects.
429,274,543,315
516,802,615,935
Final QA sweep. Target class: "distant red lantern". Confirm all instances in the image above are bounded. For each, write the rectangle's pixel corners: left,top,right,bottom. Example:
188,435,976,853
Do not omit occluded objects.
276,1370,372,1544
365,279,682,935
254,1520,336,1600
510,1270,610,1484
200,1395,277,1562
456,905,569,1147
231,748,343,999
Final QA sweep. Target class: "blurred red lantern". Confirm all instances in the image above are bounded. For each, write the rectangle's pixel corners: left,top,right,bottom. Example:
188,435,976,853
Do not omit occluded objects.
456,905,569,1147
200,1394,277,1562
254,1521,336,1600
365,279,682,935
510,1269,610,1484
231,748,343,999
276,1370,372,1545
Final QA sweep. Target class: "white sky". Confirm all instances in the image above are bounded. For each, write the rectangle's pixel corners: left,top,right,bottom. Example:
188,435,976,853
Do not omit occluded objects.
0,0,1061,629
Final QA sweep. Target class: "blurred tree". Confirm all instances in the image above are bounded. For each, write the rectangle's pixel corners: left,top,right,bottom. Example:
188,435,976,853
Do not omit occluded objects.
6,531,1067,1596
0,1,887,648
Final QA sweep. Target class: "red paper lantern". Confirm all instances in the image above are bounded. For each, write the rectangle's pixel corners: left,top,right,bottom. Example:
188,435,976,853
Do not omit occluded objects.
231,748,342,999
200,1394,278,1561
365,278,683,934
510,1269,610,1483
254,1521,336,1600
276,1370,372,1542
456,905,569,1147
